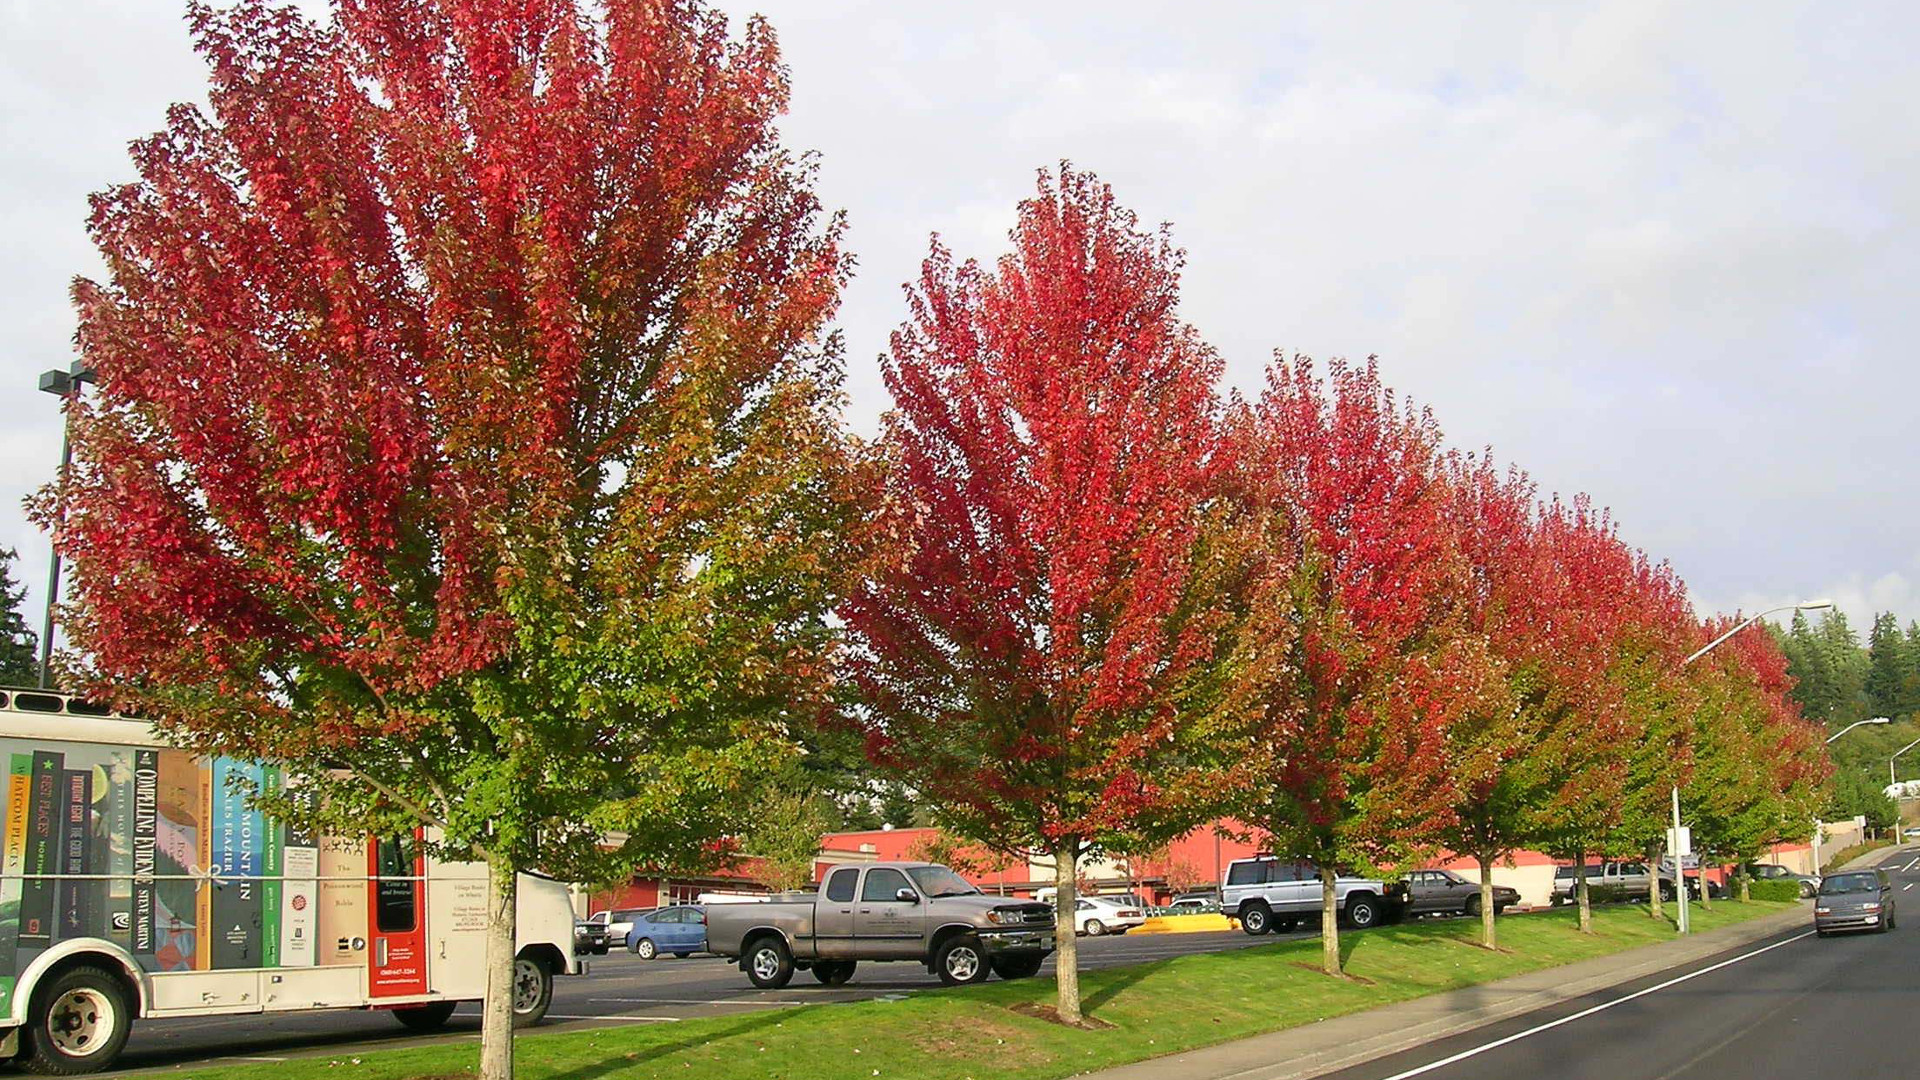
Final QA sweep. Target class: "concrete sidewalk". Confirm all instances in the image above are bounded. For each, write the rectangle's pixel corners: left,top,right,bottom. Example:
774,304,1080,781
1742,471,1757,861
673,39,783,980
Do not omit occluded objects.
1086,845,1911,1080
1079,903,1809,1080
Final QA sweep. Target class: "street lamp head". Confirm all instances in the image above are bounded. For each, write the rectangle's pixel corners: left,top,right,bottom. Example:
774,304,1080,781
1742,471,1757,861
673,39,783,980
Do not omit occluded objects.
1796,599,1834,611
1869,716,1893,725
37,369,72,397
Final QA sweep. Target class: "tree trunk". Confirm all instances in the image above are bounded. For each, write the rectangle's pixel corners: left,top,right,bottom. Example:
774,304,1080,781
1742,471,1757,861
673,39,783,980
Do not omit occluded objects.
1320,864,1341,976
1646,844,1664,921
1052,846,1082,1025
1697,863,1714,910
1739,872,1750,902
1574,858,1592,933
1476,854,1496,949
480,854,518,1080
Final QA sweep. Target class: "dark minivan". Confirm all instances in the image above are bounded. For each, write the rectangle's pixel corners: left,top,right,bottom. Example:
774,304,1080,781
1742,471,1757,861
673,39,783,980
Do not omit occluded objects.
1814,868,1895,936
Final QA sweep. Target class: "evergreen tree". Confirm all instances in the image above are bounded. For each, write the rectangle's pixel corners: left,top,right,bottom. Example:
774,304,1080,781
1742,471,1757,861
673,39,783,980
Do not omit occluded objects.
1866,612,1909,721
0,550,39,686
1903,621,1920,720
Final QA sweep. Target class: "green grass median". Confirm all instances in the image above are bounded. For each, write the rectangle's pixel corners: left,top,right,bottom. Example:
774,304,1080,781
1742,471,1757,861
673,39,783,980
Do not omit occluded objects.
188,900,1793,1080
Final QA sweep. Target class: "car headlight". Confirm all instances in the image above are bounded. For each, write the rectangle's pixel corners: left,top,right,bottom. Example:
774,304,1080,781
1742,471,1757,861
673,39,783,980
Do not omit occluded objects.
985,909,1019,925
1864,903,1881,912
1815,907,1831,915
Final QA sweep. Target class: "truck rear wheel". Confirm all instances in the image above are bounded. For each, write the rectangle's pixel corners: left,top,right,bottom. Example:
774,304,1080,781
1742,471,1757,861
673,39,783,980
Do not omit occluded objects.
511,956,553,1027
811,960,857,986
1345,895,1380,929
19,965,132,1075
1273,915,1299,933
744,937,796,990
934,936,991,986
393,1001,459,1031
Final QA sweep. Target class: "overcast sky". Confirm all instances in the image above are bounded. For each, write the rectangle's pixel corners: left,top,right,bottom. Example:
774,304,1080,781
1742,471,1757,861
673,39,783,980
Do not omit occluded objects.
3,1,1916,647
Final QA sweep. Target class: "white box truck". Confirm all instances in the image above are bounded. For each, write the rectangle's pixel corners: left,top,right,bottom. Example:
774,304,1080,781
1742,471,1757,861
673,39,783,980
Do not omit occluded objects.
0,687,582,1074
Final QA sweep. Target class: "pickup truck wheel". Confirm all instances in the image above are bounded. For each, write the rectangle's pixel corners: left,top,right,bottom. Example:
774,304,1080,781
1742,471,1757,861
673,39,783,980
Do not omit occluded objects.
1239,905,1272,935
935,936,991,986
1345,896,1380,929
511,956,553,1027
393,1001,458,1032
811,960,857,986
633,937,658,960
990,954,1044,980
18,965,133,1075
745,938,796,990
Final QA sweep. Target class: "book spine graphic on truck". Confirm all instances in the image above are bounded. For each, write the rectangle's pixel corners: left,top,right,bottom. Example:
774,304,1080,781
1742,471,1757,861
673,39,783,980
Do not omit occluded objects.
195,758,211,970
20,750,62,948
58,769,93,942
209,758,264,968
152,749,200,971
104,751,135,946
261,767,282,968
132,748,158,963
0,752,34,1014
279,786,318,967
318,836,365,966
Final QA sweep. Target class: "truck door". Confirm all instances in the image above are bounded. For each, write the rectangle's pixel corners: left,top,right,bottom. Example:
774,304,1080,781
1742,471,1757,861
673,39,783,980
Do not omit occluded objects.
815,867,860,952
368,834,429,998
852,867,923,959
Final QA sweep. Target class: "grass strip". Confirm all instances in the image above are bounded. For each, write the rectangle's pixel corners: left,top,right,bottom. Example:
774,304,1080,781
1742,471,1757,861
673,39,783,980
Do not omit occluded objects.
180,899,1793,1080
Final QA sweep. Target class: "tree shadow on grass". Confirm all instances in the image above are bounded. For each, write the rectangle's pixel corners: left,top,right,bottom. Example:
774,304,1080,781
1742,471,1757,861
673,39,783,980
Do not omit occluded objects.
539,1010,790,1080
1080,958,1162,1014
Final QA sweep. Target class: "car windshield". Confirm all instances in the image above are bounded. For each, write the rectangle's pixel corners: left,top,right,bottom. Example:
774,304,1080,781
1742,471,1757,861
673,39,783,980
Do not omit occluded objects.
1820,873,1879,895
907,866,980,898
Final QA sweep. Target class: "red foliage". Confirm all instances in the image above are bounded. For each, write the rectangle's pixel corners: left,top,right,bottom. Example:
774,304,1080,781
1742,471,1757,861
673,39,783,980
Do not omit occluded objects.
843,165,1234,856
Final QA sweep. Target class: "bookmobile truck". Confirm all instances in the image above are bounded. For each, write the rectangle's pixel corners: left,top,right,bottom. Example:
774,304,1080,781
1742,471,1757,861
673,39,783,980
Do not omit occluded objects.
0,687,584,1074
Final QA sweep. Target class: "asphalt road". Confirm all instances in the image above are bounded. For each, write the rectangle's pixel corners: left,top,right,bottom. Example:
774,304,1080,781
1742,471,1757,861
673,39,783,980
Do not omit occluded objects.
1325,848,1920,1080
98,924,1292,1074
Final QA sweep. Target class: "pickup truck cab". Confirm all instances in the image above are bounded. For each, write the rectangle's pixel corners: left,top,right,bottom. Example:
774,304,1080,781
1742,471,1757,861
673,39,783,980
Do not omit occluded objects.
705,862,1054,989
1221,856,1408,935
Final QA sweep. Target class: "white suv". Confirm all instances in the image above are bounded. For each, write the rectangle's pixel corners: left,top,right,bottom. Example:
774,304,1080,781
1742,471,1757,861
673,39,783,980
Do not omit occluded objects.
1221,856,1407,935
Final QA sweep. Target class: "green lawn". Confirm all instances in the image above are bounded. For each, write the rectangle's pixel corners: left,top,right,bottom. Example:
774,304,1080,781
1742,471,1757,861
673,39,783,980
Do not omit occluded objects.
185,900,1792,1080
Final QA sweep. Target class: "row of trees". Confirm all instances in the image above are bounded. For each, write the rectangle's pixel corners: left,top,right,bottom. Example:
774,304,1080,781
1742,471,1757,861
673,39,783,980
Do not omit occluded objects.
1775,609,1918,828
33,0,1829,1066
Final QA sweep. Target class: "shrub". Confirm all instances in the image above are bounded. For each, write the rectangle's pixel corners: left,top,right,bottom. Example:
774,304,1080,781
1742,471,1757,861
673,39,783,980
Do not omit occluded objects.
1744,879,1802,902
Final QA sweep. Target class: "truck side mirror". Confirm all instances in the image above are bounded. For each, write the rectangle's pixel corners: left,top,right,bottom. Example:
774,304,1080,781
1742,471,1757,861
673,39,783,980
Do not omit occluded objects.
896,888,918,904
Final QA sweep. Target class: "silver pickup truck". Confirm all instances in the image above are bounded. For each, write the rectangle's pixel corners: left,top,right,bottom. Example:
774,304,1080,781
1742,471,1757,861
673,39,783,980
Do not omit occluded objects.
705,861,1055,988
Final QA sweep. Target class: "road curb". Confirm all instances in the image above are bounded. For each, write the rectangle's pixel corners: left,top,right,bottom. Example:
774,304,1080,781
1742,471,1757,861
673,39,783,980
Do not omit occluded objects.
1078,904,1813,1080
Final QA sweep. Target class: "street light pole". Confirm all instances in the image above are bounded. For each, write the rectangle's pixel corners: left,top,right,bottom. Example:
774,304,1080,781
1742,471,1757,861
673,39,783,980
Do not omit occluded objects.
1672,599,1834,934
34,360,94,690
1890,735,1920,845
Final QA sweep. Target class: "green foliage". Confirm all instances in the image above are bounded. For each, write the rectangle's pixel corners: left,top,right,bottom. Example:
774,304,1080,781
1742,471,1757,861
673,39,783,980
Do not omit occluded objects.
744,788,835,893
1744,878,1802,902
1825,769,1898,830
0,550,37,686
1866,612,1910,722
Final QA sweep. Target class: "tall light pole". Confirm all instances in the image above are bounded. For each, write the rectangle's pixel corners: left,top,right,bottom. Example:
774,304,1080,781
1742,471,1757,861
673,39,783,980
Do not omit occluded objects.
34,359,94,690
1671,599,1833,934
1891,735,1920,846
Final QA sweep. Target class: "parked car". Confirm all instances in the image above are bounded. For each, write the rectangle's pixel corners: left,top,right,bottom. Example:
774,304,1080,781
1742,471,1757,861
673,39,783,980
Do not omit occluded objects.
1221,856,1408,935
1403,869,1521,917
1070,895,1147,936
626,904,709,959
1814,868,1895,936
1168,891,1220,914
1549,861,1699,905
574,918,611,955
1744,862,1820,897
705,862,1055,988
588,907,657,943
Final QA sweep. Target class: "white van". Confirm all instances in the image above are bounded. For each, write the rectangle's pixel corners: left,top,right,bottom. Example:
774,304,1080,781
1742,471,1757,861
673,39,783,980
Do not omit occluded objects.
0,687,583,1074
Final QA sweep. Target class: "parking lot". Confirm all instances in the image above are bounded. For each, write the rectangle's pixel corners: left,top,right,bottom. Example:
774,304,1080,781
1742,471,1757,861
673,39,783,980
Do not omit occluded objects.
97,927,1292,1074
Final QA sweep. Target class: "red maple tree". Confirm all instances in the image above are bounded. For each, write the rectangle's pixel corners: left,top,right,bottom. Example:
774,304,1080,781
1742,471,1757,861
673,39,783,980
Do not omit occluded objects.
37,2,851,1074
843,166,1248,1022
1222,356,1484,974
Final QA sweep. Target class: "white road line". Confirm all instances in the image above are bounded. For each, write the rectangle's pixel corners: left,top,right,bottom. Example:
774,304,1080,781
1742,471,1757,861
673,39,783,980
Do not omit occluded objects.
1903,857,1919,872
1364,931,1816,1080
546,1013,681,1022
1904,883,1913,891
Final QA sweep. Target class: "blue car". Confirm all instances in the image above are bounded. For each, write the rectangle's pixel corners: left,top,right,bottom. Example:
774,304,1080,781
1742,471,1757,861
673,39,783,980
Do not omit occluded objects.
625,905,707,959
